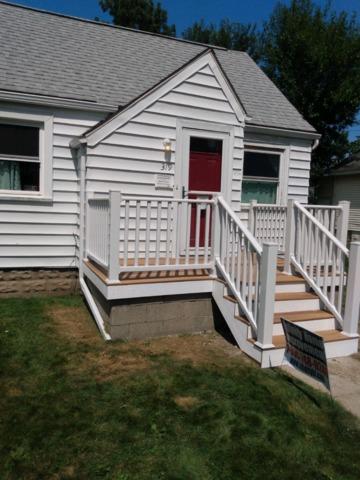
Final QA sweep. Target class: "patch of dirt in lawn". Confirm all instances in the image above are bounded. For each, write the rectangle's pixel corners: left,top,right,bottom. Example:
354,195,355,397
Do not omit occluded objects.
174,395,200,410
136,333,244,367
47,305,100,345
47,303,251,380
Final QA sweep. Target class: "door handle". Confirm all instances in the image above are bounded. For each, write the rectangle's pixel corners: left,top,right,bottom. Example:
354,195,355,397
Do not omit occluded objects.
182,186,187,199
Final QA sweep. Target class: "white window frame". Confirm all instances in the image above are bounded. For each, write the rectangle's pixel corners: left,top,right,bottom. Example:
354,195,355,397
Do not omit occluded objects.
241,144,289,205
0,109,53,200
175,119,234,203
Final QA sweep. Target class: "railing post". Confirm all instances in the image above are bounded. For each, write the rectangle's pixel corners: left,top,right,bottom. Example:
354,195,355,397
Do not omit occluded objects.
108,190,121,282
212,196,221,264
284,199,295,275
336,200,350,246
343,242,360,336
256,242,278,348
248,199,257,236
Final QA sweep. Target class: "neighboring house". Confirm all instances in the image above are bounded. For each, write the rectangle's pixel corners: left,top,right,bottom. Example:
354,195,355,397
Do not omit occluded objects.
0,2,359,367
317,153,360,240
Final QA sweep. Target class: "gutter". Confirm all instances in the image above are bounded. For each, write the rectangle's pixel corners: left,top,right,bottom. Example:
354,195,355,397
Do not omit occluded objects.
245,123,321,141
0,90,117,113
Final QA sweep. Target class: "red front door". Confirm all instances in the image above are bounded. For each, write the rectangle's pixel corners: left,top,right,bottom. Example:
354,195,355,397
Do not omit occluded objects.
188,137,222,247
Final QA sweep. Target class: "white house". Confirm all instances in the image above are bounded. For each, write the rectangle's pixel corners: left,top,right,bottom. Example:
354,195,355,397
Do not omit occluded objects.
317,154,360,240
0,2,359,367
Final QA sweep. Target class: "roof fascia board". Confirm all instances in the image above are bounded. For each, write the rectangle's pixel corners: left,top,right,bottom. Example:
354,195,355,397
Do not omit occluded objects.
330,170,360,177
85,50,246,147
245,123,320,140
0,90,117,113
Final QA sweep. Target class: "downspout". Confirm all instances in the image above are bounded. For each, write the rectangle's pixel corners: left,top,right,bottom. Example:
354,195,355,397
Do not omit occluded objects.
312,138,320,151
74,139,111,341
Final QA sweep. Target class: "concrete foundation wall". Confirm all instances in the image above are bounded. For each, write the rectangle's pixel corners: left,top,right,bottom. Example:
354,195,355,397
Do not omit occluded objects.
87,279,221,341
0,268,80,298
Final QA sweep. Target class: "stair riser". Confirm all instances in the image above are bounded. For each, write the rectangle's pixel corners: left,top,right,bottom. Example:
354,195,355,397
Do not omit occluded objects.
226,283,306,296
272,317,336,336
261,337,359,367
274,298,320,313
275,283,306,293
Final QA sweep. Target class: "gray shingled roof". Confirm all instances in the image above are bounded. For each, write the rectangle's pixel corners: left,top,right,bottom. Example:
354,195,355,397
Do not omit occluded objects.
0,1,316,133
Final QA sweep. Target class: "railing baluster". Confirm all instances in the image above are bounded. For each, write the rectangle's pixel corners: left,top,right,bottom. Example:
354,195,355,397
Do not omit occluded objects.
166,201,171,264
204,203,210,264
145,201,150,267
155,201,161,266
195,202,201,265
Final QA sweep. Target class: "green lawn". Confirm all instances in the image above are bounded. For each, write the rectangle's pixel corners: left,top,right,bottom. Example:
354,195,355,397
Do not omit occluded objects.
0,295,360,480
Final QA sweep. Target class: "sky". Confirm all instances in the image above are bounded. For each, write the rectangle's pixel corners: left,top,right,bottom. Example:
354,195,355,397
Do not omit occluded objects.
5,0,360,139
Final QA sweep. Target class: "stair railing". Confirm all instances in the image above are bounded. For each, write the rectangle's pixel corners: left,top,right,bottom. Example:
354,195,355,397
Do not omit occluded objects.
284,199,360,335
215,196,278,346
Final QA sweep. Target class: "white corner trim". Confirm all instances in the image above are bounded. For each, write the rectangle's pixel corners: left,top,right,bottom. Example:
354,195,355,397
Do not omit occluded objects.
85,50,246,147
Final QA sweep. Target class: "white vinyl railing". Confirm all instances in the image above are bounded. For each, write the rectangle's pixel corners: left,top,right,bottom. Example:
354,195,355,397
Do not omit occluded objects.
246,200,350,252
119,196,214,272
305,204,343,239
215,197,277,342
284,200,360,335
87,197,110,270
291,201,348,325
86,191,215,280
248,201,287,252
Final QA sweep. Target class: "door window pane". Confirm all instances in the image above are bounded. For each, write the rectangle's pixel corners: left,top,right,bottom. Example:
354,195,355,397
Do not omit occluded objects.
190,137,222,154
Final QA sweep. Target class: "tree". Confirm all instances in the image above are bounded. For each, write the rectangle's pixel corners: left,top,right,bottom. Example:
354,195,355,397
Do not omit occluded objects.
183,19,260,61
99,0,175,35
261,0,360,187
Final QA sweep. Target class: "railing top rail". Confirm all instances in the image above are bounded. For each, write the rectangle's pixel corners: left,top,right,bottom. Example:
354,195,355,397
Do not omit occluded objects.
253,203,286,208
121,195,215,204
294,201,349,256
217,196,263,255
305,204,343,210
88,197,109,204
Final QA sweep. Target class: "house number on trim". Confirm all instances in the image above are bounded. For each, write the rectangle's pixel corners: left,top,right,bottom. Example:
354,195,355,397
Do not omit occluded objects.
161,162,173,172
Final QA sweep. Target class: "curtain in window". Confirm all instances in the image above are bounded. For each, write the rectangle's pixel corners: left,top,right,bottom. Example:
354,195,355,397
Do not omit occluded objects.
0,160,21,190
241,181,277,204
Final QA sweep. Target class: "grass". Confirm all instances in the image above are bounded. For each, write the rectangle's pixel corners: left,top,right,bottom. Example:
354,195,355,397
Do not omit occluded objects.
0,295,360,480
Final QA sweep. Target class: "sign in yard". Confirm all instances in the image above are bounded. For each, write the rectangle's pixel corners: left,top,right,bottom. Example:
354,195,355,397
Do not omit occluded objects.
281,318,331,391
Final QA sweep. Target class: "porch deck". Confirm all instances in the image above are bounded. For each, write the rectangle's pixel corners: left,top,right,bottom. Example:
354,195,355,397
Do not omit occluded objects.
83,192,359,367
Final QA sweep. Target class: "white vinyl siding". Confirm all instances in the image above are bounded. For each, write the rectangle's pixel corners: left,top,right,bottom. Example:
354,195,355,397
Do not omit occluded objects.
87,66,244,216
0,104,105,268
332,175,360,232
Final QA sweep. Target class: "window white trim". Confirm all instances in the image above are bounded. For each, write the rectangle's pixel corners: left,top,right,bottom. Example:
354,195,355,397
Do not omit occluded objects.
0,109,53,200
242,144,289,205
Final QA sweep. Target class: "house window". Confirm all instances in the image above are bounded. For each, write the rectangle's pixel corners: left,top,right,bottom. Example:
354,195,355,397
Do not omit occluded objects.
241,150,280,204
0,123,40,192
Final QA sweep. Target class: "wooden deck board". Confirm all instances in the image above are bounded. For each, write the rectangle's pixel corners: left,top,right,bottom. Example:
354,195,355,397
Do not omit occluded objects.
84,259,211,285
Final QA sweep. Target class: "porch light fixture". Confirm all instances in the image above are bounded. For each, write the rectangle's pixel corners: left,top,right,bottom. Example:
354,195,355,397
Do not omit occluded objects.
163,138,172,152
